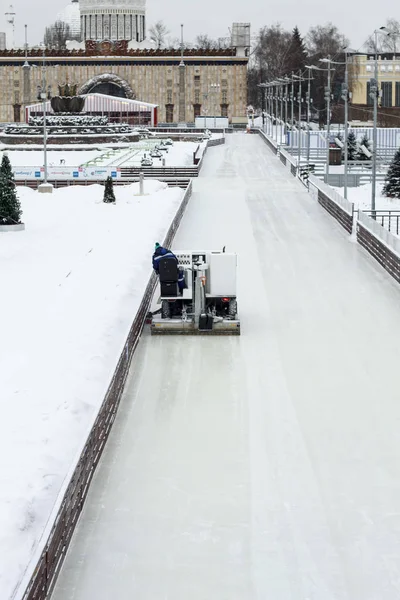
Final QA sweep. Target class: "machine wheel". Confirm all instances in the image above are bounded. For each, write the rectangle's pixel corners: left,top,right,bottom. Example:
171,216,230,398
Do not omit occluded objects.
229,299,237,319
161,300,171,319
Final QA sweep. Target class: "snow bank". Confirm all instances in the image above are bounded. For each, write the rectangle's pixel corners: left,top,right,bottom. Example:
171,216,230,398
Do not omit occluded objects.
0,181,183,599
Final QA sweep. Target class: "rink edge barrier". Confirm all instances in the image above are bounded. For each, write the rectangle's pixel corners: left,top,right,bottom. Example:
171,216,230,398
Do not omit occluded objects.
15,181,193,600
357,210,400,283
255,128,355,234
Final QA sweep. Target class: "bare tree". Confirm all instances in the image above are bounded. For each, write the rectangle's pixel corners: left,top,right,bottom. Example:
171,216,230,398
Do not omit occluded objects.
195,34,218,49
254,24,292,80
148,20,170,49
364,18,400,53
44,20,79,50
306,23,349,122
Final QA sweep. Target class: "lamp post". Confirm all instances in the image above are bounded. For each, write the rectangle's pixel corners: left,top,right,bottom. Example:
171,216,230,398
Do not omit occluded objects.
305,66,314,172
292,71,305,166
37,44,53,194
341,51,350,201
258,83,267,131
371,27,391,216
318,56,333,184
290,72,294,150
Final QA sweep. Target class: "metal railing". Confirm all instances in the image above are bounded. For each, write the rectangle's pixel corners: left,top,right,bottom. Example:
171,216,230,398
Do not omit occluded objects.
361,210,400,236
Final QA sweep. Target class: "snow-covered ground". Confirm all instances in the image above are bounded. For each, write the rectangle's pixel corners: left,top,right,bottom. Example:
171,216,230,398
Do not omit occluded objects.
334,182,400,211
6,149,105,167
4,140,204,171
0,182,183,599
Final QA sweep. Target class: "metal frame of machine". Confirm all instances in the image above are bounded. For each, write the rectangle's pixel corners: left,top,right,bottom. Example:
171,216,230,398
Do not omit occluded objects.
150,250,240,335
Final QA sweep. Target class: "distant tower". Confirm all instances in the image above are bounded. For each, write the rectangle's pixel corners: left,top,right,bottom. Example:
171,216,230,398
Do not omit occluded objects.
5,4,15,49
79,0,146,42
57,0,81,39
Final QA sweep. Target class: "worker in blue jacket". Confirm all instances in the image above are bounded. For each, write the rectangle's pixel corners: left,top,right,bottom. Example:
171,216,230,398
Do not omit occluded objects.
152,243,186,291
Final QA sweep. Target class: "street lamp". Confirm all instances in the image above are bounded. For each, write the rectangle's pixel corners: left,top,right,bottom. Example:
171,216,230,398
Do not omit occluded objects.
292,71,306,166
277,77,289,143
319,57,335,184
37,44,53,194
257,83,267,131
290,72,295,150
371,27,391,216
304,66,315,173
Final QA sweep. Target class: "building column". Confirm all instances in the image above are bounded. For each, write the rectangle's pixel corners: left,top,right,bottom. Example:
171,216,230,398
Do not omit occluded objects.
178,61,186,123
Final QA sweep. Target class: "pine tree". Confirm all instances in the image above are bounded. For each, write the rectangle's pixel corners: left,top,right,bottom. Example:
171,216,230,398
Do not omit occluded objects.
383,148,400,198
0,153,22,225
346,131,358,161
357,133,371,161
103,176,116,203
286,26,308,74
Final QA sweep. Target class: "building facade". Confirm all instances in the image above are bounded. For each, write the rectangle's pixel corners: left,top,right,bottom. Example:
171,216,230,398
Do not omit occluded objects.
350,53,400,108
0,44,248,124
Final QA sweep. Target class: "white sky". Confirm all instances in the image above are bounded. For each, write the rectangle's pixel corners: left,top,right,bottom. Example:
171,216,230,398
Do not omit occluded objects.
0,0,397,51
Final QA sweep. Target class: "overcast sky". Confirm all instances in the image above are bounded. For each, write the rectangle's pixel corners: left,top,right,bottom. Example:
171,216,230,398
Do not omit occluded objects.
0,0,397,52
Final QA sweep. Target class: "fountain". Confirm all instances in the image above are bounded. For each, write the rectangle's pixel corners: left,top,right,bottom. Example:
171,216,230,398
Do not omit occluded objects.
0,84,140,146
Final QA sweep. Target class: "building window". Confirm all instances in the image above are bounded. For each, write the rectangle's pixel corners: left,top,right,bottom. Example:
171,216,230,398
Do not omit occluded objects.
221,79,228,87
220,104,228,117
222,90,228,104
194,90,200,103
194,75,200,86
381,81,392,107
167,79,173,87
193,104,201,119
396,82,400,107
366,65,372,72
167,90,173,104
165,104,174,123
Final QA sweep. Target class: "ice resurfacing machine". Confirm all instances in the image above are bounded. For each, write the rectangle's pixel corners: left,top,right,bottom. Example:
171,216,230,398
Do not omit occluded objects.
150,250,240,335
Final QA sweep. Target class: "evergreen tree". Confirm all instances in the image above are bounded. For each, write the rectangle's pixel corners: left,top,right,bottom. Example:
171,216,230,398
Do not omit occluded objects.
357,133,371,161
286,26,308,73
383,148,400,198
103,176,116,203
0,153,22,225
346,131,358,161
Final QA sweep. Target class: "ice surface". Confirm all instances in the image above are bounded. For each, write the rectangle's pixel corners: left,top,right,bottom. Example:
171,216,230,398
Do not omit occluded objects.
49,134,400,600
0,181,183,600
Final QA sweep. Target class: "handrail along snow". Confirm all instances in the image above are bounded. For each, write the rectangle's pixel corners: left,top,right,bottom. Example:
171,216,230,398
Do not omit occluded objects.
150,250,240,335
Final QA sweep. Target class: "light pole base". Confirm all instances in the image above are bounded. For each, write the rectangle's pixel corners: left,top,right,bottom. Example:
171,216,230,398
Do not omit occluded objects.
38,183,54,194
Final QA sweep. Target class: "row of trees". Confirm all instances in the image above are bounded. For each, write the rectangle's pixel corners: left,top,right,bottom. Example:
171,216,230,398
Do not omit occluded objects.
248,22,349,123
43,18,230,51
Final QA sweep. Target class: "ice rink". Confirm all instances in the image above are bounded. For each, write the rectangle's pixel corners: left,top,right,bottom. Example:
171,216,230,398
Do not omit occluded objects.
52,134,400,600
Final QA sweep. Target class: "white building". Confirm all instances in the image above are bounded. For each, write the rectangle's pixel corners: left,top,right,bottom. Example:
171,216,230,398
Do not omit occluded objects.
79,0,146,42
56,0,81,38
